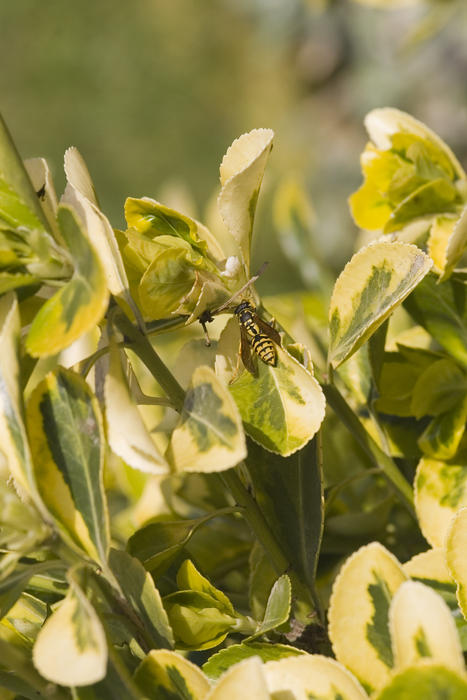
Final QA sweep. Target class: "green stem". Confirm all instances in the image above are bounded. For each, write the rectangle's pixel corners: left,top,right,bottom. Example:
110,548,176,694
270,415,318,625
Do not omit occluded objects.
222,467,290,576
113,312,185,412
322,383,414,512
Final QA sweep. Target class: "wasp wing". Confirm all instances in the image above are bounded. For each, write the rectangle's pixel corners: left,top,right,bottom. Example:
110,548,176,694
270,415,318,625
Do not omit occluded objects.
240,325,258,376
254,316,281,346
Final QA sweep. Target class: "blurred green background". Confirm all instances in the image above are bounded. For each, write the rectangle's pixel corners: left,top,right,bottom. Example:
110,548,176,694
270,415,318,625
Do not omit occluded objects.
1,0,467,291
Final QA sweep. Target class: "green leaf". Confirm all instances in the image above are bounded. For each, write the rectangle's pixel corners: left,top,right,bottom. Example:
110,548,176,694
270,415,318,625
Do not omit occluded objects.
105,343,169,474
32,576,107,687
410,359,467,419
26,366,110,565
418,396,467,460
127,513,229,577
374,664,467,700
0,113,50,232
202,642,305,681
384,179,460,233
176,560,235,614
246,575,291,642
328,542,407,693
218,128,274,271
404,274,467,370
167,365,246,473
414,457,467,548
162,590,237,651
25,205,109,357
220,323,325,456
446,507,467,619
264,655,369,700
389,581,464,672
134,649,210,700
246,438,324,598
329,242,432,368
108,549,174,649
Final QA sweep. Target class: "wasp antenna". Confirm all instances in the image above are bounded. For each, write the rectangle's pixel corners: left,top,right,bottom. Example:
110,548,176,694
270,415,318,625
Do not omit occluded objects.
214,261,270,315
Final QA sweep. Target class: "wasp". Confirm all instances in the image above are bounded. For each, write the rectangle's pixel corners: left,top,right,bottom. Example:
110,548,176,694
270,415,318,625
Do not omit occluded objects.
198,263,281,375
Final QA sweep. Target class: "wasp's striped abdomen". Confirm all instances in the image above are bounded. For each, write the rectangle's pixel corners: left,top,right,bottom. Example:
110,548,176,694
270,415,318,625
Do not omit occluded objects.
234,300,277,366
251,333,276,365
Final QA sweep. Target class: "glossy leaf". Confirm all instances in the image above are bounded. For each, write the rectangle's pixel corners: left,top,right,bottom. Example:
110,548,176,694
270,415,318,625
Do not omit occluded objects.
105,344,169,474
410,358,467,419
26,367,109,565
329,242,432,367
389,581,464,671
167,365,246,473
264,655,369,700
134,649,210,700
25,205,109,357
32,578,107,687
246,438,324,597
218,128,274,272
203,642,305,681
328,542,407,693
414,457,467,548
108,549,174,649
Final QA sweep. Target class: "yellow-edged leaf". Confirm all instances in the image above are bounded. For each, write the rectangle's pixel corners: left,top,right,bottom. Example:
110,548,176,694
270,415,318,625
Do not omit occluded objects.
446,507,467,619
264,655,369,699
328,242,432,367
134,649,210,700
206,656,270,700
414,457,467,548
32,579,107,687
328,542,407,693
105,344,169,474
218,128,274,272
25,205,109,357
403,548,453,586
167,365,246,473
389,580,464,672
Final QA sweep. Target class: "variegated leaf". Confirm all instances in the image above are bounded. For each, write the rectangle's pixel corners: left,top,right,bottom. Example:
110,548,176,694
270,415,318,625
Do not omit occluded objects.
203,643,306,681
389,581,464,672
206,656,270,700
439,205,467,281
105,344,169,474
166,365,246,473
25,205,109,357
364,109,465,179
446,507,467,619
414,457,467,548
63,148,137,316
134,649,210,700
218,128,274,272
264,655,369,700
26,367,109,566
32,578,107,686
0,293,43,504
328,542,407,693
403,548,455,594
217,319,325,456
24,157,60,239
328,242,432,367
